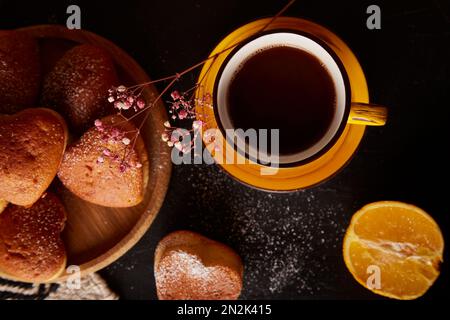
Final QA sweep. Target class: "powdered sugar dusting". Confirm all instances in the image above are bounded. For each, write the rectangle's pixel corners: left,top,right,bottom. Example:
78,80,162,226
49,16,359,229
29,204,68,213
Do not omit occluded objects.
0,109,67,206
160,251,210,281
156,249,241,300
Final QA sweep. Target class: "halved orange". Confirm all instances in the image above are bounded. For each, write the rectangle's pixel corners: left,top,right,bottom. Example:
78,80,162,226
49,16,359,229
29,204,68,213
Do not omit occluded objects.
343,201,444,300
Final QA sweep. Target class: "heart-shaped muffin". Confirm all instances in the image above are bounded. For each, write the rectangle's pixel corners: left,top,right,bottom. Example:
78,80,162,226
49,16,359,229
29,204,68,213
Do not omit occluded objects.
0,30,41,114
0,192,67,283
154,230,243,300
42,44,118,132
0,108,68,207
58,115,147,207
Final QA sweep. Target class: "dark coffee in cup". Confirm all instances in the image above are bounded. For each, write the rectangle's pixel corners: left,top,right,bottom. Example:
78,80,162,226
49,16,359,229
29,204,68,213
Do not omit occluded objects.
227,46,336,157
216,32,348,165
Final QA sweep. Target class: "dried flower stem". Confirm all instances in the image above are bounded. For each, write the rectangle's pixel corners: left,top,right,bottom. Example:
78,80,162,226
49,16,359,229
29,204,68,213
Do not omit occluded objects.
116,0,295,123
98,0,296,170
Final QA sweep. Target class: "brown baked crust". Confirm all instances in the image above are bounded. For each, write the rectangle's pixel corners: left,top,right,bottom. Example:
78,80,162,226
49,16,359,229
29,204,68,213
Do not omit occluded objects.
0,199,7,214
41,44,118,132
154,230,244,300
0,108,68,207
0,30,41,114
0,192,67,283
58,115,147,207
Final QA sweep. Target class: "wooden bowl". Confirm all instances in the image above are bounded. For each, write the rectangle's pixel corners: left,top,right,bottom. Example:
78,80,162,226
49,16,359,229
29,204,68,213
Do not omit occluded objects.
15,25,172,281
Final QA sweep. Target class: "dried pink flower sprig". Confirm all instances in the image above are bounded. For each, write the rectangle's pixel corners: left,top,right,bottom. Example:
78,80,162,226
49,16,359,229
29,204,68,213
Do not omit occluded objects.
168,90,197,120
161,90,217,154
161,119,205,154
94,119,142,173
108,85,146,112
92,0,295,171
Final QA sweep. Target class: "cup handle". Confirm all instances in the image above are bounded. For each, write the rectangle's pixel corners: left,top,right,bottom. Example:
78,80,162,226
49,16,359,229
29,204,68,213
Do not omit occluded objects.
348,102,388,126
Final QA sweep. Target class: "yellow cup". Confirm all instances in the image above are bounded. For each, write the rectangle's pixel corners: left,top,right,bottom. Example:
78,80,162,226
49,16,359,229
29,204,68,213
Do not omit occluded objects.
195,17,387,191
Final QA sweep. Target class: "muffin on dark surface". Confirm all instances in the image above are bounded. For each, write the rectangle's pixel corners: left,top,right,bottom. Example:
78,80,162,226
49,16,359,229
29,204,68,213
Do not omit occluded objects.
155,230,244,300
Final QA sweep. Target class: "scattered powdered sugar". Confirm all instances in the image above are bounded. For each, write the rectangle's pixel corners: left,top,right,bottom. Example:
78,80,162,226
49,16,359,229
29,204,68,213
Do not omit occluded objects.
172,163,351,299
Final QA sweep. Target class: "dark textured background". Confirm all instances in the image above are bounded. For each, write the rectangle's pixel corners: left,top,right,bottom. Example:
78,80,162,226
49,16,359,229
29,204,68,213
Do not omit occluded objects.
0,0,449,300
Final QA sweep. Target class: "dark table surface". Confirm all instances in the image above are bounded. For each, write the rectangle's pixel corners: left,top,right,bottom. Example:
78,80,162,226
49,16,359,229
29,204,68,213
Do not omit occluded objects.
1,0,449,300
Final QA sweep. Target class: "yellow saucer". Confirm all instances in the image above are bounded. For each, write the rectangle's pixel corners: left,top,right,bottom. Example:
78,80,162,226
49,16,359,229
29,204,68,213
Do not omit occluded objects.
195,17,367,191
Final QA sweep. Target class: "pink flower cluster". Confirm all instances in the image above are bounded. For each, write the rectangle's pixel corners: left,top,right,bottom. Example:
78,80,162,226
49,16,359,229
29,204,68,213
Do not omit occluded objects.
161,120,191,154
102,84,214,171
108,85,146,112
160,90,216,154
168,90,196,120
161,119,213,155
94,119,142,172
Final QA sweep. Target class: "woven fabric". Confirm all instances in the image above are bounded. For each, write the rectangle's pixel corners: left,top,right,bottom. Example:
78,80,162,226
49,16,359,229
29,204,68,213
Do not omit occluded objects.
0,273,118,300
